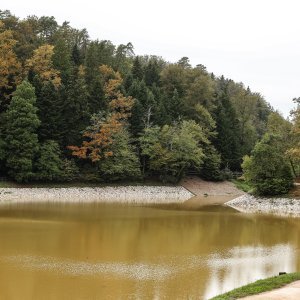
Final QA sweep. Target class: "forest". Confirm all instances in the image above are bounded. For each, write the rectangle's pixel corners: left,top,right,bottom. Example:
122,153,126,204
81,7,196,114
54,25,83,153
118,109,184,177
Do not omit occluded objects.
0,10,299,194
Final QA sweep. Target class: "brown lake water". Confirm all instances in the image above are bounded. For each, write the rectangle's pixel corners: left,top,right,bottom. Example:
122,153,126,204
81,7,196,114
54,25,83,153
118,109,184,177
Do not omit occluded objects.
0,201,299,299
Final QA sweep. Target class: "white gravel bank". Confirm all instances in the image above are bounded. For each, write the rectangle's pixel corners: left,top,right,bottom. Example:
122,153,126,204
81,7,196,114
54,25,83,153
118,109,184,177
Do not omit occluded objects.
0,186,194,205
226,194,300,217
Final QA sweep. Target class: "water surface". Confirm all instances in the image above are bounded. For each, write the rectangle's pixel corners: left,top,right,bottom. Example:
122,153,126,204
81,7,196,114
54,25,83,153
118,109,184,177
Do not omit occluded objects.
0,201,299,299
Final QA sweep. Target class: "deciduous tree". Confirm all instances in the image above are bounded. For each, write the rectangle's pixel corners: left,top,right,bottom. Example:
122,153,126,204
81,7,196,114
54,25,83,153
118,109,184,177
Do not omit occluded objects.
25,44,61,88
0,21,22,109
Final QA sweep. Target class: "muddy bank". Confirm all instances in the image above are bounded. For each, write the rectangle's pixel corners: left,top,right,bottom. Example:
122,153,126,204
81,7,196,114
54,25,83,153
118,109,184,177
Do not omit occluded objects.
226,194,300,217
181,176,244,197
0,186,194,205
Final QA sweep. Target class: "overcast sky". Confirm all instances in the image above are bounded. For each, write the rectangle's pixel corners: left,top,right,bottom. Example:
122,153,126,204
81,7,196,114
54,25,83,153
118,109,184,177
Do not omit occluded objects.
4,0,300,116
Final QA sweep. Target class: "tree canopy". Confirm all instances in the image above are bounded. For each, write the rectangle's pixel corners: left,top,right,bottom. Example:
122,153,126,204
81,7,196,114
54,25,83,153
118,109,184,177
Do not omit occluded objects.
0,10,297,190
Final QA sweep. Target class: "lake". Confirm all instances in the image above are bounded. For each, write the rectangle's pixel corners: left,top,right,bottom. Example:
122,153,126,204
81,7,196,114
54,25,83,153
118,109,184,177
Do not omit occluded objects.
0,201,299,299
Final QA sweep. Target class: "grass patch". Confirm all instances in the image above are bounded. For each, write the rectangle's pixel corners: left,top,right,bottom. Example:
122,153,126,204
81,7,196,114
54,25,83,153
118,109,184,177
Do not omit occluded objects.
210,272,300,300
231,179,252,193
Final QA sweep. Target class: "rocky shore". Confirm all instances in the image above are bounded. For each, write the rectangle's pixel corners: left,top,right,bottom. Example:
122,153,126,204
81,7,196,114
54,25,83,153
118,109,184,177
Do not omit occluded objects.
226,194,300,217
0,186,194,205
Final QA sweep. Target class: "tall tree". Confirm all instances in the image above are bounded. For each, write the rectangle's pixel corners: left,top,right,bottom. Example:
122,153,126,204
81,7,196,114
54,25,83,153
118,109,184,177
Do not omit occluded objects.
132,56,144,80
5,80,40,182
144,59,161,87
214,90,241,170
35,80,62,143
62,66,90,147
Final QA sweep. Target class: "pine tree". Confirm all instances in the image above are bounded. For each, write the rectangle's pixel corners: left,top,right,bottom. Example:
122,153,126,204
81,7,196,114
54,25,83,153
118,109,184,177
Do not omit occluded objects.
164,88,184,121
214,90,241,170
36,80,62,143
5,80,40,182
52,37,72,83
88,75,106,114
132,56,143,80
129,99,145,136
62,67,90,147
144,60,160,87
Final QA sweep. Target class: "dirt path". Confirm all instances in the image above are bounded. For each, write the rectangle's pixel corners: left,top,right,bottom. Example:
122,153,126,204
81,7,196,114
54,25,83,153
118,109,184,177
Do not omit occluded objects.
241,280,300,300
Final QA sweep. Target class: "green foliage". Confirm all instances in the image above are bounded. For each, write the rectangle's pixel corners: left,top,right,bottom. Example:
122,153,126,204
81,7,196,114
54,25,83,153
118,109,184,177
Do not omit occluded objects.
35,80,62,142
0,136,5,161
0,136,6,172
52,36,72,82
242,134,294,195
200,145,222,181
164,88,184,121
62,69,90,146
0,11,286,185
98,129,141,180
215,89,241,170
231,179,252,193
35,140,63,181
226,81,271,155
144,59,161,87
5,80,40,182
140,120,207,182
59,159,79,182
132,56,144,80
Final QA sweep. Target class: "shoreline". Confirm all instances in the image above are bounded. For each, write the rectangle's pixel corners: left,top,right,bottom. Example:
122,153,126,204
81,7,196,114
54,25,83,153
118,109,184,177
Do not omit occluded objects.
1,180,299,217
0,177,244,206
0,186,194,205
226,194,300,217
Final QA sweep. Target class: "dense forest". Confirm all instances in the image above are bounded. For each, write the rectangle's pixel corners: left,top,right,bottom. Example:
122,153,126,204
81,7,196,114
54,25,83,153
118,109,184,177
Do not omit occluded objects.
0,10,299,193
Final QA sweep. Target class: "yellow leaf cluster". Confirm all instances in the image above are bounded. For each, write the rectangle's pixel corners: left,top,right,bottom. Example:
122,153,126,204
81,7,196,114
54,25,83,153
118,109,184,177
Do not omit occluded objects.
25,44,61,88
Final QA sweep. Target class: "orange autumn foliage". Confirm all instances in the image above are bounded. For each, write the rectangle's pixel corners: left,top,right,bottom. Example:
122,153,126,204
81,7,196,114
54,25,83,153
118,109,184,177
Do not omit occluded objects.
68,65,134,162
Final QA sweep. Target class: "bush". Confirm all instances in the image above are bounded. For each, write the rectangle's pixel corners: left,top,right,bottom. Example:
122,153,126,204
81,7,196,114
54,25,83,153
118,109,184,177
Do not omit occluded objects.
255,178,293,195
220,166,234,180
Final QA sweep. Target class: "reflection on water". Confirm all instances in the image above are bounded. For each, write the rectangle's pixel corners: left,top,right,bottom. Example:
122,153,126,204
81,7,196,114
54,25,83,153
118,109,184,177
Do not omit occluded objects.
3,254,175,280
204,244,296,299
0,202,299,299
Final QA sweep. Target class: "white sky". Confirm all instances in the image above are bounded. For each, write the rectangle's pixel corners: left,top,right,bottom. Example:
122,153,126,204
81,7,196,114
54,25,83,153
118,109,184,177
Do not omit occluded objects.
4,0,300,116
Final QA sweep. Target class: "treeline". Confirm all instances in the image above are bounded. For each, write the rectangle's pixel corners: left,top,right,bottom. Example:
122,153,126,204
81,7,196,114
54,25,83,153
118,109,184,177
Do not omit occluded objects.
0,10,297,188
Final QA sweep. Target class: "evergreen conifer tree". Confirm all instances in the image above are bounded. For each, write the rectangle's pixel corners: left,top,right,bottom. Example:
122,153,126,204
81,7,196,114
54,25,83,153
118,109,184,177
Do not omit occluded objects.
5,80,40,182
